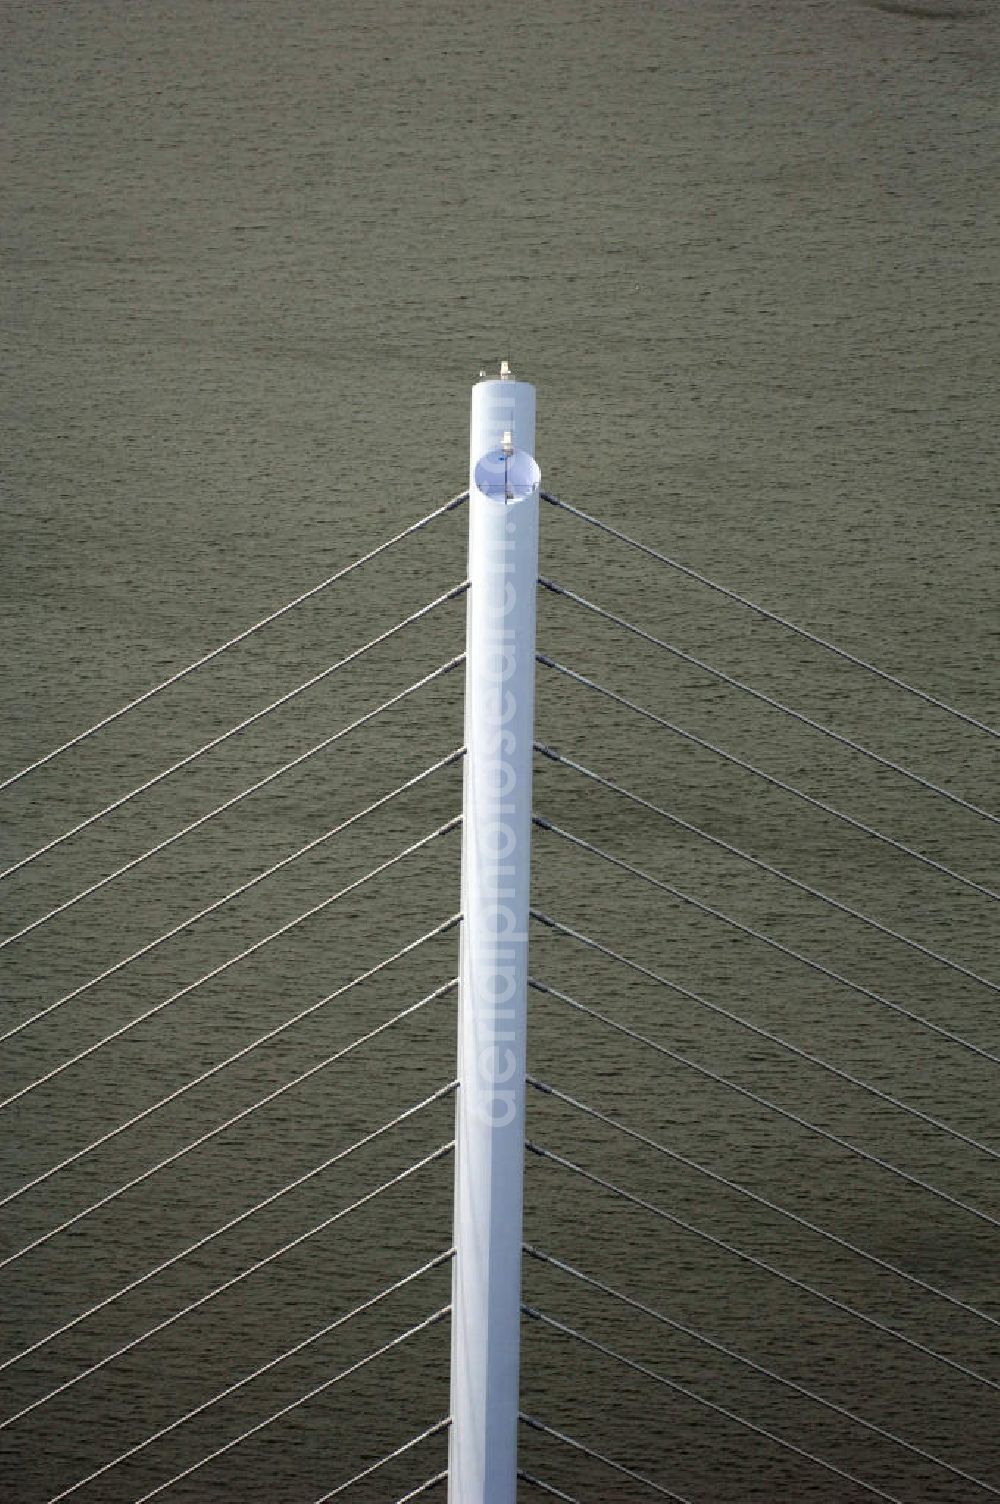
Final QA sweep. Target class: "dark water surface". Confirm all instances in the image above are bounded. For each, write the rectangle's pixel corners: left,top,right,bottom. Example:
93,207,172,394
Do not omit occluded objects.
2,2,997,1500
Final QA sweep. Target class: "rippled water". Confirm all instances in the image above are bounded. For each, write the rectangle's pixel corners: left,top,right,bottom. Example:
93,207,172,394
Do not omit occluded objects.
2,1,997,1500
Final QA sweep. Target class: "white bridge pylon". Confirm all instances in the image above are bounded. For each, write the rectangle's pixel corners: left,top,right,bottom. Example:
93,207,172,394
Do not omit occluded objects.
449,364,540,1504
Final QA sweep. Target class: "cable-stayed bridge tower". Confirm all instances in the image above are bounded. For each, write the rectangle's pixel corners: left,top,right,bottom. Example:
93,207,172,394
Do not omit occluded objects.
0,367,997,1503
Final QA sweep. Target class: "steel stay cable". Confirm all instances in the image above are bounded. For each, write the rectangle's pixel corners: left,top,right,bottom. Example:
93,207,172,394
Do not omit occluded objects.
6,1143,451,1437
135,1314,453,1504
1,747,463,1043
532,913,1000,1232
1,584,467,886
393,1472,449,1503
538,814,1000,1155
526,1308,912,1504
1,491,468,795
520,1413,691,1502
518,1471,585,1503
541,490,999,739
528,980,1000,1346
539,655,999,902
10,1213,453,1447
0,916,460,1237
0,1007,457,1381
0,821,461,1120
535,816,999,1075
528,1139,1000,1395
50,1294,454,1504
311,1418,451,1503
536,742,999,995
1,654,464,951
541,577,999,826
525,1241,997,1491
2,660,461,966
